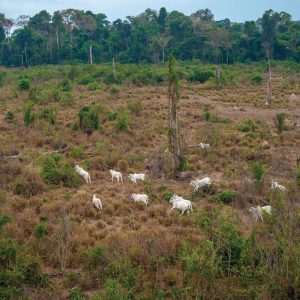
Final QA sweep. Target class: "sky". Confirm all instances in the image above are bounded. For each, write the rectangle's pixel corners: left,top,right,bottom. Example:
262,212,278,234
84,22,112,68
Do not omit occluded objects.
1,0,300,22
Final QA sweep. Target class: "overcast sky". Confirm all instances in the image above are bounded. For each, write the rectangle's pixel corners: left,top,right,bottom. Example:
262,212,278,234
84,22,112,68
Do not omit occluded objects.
2,0,300,22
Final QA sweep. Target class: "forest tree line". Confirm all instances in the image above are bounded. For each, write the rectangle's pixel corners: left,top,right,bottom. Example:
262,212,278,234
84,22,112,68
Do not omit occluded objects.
0,8,300,66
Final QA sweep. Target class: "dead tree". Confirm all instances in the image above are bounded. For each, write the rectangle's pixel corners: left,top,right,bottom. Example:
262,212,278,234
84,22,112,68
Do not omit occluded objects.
264,43,272,105
168,55,181,175
112,58,116,78
89,45,93,64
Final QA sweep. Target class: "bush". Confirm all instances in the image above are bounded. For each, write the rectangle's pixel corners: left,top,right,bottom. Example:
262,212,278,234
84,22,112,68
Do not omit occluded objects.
209,190,238,204
110,84,120,95
34,224,48,238
188,69,214,83
250,162,264,187
18,77,30,90
162,192,173,202
106,111,118,121
69,287,86,300
203,107,211,121
251,74,263,84
239,118,257,133
275,113,286,133
78,106,99,132
72,123,79,131
41,154,82,187
59,79,72,92
38,107,56,125
5,111,14,121
116,111,129,132
23,102,34,127
0,70,6,86
70,146,85,159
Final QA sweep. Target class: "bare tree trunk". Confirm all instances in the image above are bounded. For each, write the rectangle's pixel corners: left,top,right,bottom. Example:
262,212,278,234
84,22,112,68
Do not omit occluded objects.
168,56,181,174
162,48,165,63
24,45,28,66
112,58,116,78
56,25,60,49
266,58,272,105
89,45,93,64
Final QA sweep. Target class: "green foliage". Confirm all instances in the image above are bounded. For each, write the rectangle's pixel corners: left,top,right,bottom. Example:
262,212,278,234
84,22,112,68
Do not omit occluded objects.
38,107,56,125
34,224,48,238
116,111,129,132
250,161,265,187
162,192,173,202
41,154,82,187
188,69,215,83
70,145,85,159
0,215,12,229
239,118,257,132
5,111,14,121
251,74,263,84
209,190,239,204
59,79,72,92
110,84,120,95
72,123,79,131
18,77,30,90
0,71,6,86
275,113,286,133
78,106,99,132
69,288,86,300
203,107,211,121
23,102,34,127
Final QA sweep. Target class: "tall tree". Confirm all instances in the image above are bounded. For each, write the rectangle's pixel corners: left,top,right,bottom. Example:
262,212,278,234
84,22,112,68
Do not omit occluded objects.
168,55,181,175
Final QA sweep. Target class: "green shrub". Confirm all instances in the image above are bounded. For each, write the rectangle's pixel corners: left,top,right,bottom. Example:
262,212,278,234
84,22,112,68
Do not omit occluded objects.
0,70,6,86
23,102,34,127
104,74,121,85
188,69,214,83
250,162,265,187
251,74,263,84
39,107,56,125
77,75,94,85
203,107,211,121
209,190,239,204
116,111,129,132
87,82,103,91
72,123,79,131
34,224,48,238
41,154,82,187
239,118,257,132
275,113,286,133
70,146,85,159
5,111,14,121
59,79,72,92
78,106,99,132
13,172,44,198
86,245,104,268
0,215,12,229
127,100,142,116
18,77,30,90
69,287,86,300
162,192,173,202
110,84,120,95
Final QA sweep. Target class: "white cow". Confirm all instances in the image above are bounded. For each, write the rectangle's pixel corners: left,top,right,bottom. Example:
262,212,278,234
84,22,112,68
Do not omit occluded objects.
92,194,102,211
169,200,193,216
75,165,91,184
110,169,123,183
190,177,213,191
128,173,145,184
271,181,286,192
249,205,272,222
131,193,149,206
199,143,210,149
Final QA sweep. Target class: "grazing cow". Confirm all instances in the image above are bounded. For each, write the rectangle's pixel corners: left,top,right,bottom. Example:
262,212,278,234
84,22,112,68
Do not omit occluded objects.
199,143,210,149
190,177,213,191
249,205,272,222
169,200,193,216
92,194,102,211
110,169,123,183
75,165,91,184
128,173,145,184
131,193,149,206
271,181,286,192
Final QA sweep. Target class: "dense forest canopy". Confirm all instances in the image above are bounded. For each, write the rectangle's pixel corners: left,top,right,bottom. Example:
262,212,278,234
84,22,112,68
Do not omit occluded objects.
0,8,300,66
